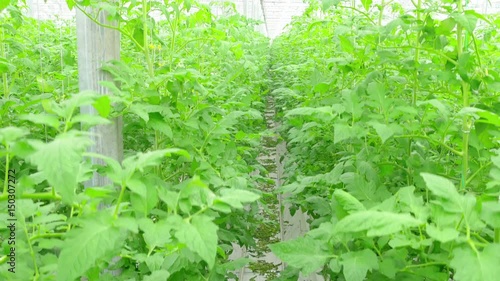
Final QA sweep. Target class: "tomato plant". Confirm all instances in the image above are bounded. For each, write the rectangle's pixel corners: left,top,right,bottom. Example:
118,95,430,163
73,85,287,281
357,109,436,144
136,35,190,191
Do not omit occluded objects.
0,0,270,280
269,1,500,280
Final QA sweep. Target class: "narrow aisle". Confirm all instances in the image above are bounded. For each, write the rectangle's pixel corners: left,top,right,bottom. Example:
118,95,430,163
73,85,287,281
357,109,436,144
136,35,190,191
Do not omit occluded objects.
230,95,283,280
230,93,323,280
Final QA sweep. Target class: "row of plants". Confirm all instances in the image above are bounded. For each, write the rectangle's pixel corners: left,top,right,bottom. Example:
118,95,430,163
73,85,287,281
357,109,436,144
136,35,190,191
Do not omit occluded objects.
269,0,500,280
1,1,271,280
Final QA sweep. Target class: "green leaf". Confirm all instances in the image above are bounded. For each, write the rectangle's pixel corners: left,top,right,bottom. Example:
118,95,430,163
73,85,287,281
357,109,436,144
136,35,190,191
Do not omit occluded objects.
96,2,117,17
0,126,29,144
175,215,218,268
92,96,111,118
145,253,165,272
65,0,75,10
99,81,123,96
128,180,159,216
321,0,340,11
0,0,10,12
221,258,251,271
339,36,354,53
480,202,500,228
0,57,16,74
133,25,145,48
397,186,428,220
129,104,170,124
451,12,478,33
143,270,171,281
148,116,173,140
367,81,388,108
465,10,491,25
184,0,192,10
342,91,363,120
361,0,372,11
329,258,342,273
139,217,173,250
314,82,330,93
115,217,139,234
83,152,123,184
450,244,500,281
178,176,215,213
210,201,232,213
216,189,260,209
476,110,500,127
425,224,459,243
437,18,457,35
378,249,407,278
57,214,127,281
334,123,352,144
62,91,101,118
123,148,190,176
35,76,53,92
285,106,334,120
71,114,111,127
335,211,421,236
19,113,60,129
417,99,450,119
333,189,366,214
269,236,329,275
341,249,379,281
420,173,460,202
370,122,394,144
130,103,151,122
28,133,91,204
126,176,149,198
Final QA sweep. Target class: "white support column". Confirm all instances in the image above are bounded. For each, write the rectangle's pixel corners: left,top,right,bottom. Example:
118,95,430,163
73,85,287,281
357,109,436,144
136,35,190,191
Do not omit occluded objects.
76,7,123,188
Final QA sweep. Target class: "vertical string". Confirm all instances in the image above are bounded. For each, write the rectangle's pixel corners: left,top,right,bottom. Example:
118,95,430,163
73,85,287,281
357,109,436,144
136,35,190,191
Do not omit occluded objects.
464,0,470,49
59,18,65,98
37,0,43,84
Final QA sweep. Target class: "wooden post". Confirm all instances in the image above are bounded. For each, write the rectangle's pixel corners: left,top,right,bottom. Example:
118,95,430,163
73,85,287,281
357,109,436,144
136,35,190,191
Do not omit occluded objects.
76,6,123,188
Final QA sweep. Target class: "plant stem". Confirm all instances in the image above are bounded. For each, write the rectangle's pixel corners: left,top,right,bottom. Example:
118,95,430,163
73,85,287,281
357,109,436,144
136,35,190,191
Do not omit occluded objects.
29,233,64,242
378,0,384,26
379,45,458,66
75,4,144,52
142,0,162,176
412,0,421,106
339,6,377,26
403,261,447,269
393,135,462,156
23,223,40,280
1,192,61,201
465,161,491,186
66,207,74,232
113,182,127,219
1,28,8,99
2,145,9,195
142,0,154,78
170,20,177,67
457,0,470,190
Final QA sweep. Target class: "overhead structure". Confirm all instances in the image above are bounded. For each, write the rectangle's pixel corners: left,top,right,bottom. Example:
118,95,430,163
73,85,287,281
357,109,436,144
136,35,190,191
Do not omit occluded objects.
26,0,500,38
